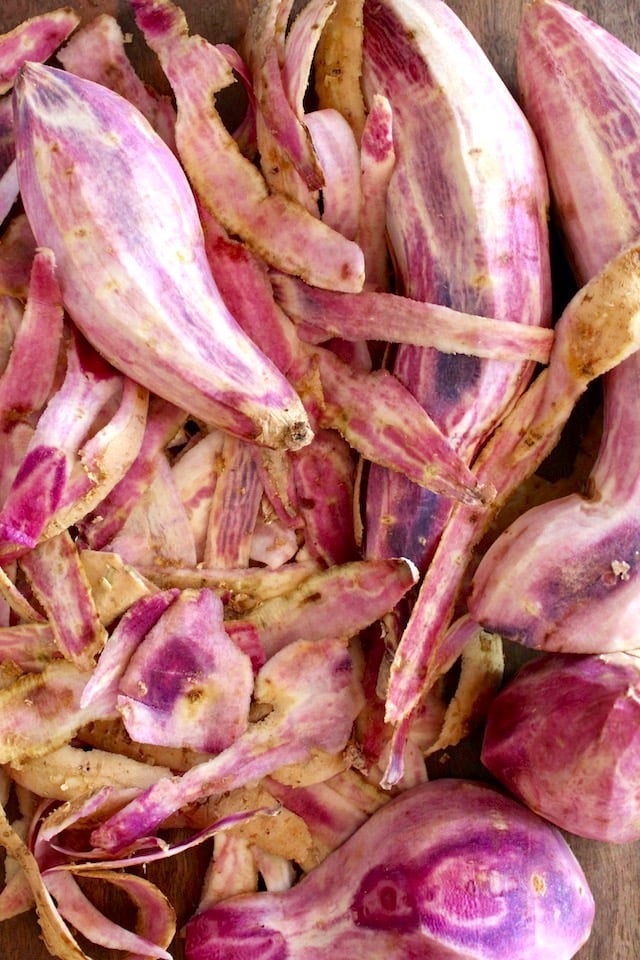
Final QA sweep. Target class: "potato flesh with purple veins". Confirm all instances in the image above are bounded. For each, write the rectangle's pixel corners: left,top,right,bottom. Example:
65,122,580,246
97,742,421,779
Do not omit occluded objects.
13,62,312,451
185,779,594,960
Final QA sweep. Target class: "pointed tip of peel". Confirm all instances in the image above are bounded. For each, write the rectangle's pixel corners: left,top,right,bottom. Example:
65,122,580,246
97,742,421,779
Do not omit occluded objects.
15,60,45,82
13,60,55,104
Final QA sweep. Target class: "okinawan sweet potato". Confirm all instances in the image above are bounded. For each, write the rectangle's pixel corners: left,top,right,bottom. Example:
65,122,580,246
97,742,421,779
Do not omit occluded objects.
185,779,594,960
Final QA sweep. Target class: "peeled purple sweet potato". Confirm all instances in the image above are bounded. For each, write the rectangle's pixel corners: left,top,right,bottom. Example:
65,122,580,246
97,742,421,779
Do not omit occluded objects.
482,651,640,843
186,778,594,960
13,62,312,451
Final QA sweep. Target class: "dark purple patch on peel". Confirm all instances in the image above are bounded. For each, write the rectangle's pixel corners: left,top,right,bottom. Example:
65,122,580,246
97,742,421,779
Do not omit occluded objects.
0,445,68,558
352,864,420,932
134,636,203,708
129,0,177,39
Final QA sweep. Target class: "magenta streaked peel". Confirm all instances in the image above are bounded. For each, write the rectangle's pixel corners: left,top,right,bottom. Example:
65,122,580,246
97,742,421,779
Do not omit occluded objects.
239,556,418,658
0,559,45,625
200,198,487,507
381,240,640,783
117,588,253,753
130,0,365,293
78,397,185,552
291,428,358,566
224,620,265,673
305,108,361,239
203,435,263,569
361,0,551,568
0,247,62,427
200,833,258,907
249,513,299,569
468,0,640,655
0,622,57,672
215,43,257,153
0,7,80,95
0,861,34,921
257,447,301,529
274,274,554,363
107,453,198,568
245,0,324,193
172,428,228,563
80,591,180,712
282,0,338,117
135,561,319,614
56,12,177,151
0,659,115,765
19,531,106,667
41,870,175,960
13,61,312,451
44,375,149,541
357,93,394,290
316,348,495,505
0,328,147,562
91,637,365,853
264,770,388,860
199,206,300,379
518,0,640,283
0,444,67,558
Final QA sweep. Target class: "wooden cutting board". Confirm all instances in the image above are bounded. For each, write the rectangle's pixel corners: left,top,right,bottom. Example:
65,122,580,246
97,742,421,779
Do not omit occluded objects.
1,1,639,959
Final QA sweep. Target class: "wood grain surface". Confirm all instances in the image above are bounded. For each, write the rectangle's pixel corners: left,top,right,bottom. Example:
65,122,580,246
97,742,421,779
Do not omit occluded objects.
1,1,639,959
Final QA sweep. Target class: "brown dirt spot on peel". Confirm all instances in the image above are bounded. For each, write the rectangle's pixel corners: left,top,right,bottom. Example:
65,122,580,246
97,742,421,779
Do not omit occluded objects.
301,591,322,605
532,873,546,895
186,686,204,704
340,261,354,282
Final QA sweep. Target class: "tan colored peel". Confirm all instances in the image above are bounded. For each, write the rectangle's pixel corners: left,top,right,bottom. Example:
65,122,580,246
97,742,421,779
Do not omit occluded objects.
0,802,91,960
314,0,366,143
426,625,504,756
8,743,171,802
79,549,155,626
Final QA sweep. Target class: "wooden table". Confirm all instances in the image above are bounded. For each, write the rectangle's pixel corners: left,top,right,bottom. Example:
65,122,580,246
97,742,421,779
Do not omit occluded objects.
1,1,639,958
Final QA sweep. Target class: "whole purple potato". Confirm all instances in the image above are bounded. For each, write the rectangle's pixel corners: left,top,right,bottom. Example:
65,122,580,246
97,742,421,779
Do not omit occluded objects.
185,778,594,960
482,651,640,842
